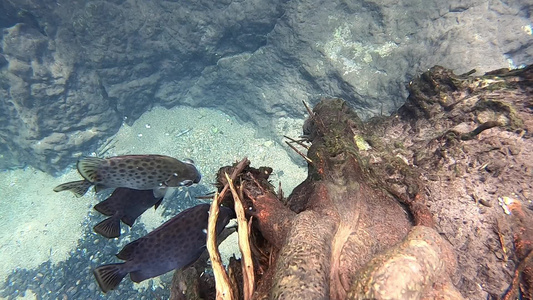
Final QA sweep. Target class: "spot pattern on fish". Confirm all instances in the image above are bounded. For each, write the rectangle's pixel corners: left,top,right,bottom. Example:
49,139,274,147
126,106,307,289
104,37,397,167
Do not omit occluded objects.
77,155,201,191
93,204,235,293
53,155,201,197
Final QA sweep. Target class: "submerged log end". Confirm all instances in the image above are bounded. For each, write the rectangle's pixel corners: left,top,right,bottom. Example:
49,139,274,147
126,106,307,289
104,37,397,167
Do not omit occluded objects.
347,226,460,299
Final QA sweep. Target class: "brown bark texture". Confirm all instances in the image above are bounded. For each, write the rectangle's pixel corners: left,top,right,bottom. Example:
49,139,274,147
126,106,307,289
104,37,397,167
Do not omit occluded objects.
172,65,533,300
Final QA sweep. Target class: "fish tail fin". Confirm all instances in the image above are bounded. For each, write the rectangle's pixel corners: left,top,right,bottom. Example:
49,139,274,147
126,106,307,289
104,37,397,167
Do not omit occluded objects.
93,216,121,238
77,157,105,182
93,263,127,293
53,180,92,197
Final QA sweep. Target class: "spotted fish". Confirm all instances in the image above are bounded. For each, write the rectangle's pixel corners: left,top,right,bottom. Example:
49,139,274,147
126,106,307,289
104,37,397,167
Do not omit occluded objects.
93,188,163,239
93,203,234,293
53,155,201,198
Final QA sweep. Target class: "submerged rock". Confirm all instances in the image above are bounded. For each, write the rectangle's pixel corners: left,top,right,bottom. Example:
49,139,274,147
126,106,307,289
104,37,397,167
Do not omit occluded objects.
0,0,531,173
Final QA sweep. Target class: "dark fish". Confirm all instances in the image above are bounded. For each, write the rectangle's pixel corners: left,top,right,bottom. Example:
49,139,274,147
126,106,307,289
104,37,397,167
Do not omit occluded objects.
93,188,163,239
53,155,201,198
93,204,234,293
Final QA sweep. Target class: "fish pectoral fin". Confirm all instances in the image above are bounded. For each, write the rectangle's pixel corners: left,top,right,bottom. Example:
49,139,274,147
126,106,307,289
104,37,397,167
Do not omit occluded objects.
53,180,92,197
93,263,127,293
93,217,121,239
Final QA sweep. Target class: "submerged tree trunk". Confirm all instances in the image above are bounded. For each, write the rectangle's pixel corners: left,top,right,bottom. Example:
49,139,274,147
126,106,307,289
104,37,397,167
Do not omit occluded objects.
172,65,533,300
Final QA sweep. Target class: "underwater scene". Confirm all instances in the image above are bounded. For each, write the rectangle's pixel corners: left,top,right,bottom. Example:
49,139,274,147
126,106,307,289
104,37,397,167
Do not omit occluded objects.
1,0,532,299
0,106,306,299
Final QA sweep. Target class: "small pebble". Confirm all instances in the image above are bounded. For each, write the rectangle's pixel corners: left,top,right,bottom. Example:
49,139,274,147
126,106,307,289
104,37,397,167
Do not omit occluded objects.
88,282,96,292
478,198,492,207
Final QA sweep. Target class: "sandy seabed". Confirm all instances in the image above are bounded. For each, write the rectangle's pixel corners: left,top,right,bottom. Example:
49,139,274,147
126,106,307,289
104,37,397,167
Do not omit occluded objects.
0,105,307,299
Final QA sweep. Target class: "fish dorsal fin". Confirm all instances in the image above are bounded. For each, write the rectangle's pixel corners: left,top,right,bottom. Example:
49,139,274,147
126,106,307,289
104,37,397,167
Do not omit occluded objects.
77,157,105,183
116,240,141,260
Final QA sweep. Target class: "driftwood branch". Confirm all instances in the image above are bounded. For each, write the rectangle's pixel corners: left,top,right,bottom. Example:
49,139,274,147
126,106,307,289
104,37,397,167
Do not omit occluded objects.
225,172,255,300
502,250,533,300
207,192,235,300
206,158,250,300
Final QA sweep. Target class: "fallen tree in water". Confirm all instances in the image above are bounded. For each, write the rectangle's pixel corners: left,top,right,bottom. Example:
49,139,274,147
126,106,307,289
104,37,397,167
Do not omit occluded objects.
171,65,533,299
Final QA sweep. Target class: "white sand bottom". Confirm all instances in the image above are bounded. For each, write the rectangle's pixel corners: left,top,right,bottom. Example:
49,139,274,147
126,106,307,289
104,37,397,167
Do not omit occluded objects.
0,168,93,284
